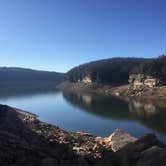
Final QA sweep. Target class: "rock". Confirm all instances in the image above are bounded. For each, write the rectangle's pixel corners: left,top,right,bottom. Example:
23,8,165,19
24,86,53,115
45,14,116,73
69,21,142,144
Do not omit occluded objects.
41,157,59,166
136,146,166,166
106,129,137,152
77,157,89,166
115,134,165,166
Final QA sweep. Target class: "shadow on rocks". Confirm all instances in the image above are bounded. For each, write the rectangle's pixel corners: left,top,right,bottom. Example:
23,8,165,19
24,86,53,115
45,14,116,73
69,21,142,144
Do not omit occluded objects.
0,105,117,166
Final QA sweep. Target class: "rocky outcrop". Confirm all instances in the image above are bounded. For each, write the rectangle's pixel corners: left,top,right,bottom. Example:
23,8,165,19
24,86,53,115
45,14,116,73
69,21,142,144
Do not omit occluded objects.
104,129,137,152
82,75,92,84
129,74,158,90
57,80,166,100
116,134,166,166
0,104,165,166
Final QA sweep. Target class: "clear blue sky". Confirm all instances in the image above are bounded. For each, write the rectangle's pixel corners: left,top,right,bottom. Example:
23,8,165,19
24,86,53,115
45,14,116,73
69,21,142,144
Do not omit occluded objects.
0,0,165,72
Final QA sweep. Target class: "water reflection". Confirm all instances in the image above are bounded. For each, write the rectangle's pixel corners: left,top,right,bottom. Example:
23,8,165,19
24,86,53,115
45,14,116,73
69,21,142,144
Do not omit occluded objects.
0,85,166,142
63,92,166,135
128,100,158,116
128,99,166,134
63,92,131,119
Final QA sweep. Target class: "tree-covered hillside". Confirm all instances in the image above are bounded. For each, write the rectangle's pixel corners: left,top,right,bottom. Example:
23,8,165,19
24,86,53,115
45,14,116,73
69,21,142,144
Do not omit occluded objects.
67,56,166,85
0,67,65,89
131,55,166,82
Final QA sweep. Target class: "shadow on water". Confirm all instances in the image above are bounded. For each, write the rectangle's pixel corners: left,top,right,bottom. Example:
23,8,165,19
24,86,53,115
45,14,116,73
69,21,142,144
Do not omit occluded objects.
62,92,166,135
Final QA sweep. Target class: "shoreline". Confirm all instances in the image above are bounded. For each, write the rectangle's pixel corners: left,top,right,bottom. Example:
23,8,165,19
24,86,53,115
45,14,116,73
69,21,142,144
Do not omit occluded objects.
57,81,166,101
14,107,38,118
0,104,166,165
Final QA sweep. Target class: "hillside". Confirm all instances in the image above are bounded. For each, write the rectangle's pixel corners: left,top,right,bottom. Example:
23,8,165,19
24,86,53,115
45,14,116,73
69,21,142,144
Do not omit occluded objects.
0,67,65,90
67,55,166,85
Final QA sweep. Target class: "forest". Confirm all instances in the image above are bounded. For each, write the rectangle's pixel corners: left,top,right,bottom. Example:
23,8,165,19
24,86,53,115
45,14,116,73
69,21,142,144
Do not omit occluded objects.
0,67,65,90
67,55,166,85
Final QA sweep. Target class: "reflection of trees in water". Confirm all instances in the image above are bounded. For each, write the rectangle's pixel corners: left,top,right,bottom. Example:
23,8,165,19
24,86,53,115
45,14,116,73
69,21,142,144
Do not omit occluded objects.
128,99,166,134
63,92,166,135
63,92,131,119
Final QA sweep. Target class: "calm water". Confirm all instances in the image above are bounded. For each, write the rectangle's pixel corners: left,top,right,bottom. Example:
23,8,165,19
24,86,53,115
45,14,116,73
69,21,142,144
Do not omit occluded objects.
0,88,166,142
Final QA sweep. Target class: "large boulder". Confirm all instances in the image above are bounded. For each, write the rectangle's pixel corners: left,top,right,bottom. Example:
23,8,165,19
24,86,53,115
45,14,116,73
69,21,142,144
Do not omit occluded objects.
137,146,166,166
116,134,166,166
105,129,137,152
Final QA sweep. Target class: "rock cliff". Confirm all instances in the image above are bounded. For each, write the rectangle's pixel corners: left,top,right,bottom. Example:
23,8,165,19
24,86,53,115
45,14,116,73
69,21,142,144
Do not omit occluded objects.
128,74,158,90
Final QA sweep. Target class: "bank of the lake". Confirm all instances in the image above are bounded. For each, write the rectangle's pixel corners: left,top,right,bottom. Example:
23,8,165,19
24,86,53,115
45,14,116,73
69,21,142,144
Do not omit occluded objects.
57,81,166,101
0,104,166,166
1,88,166,143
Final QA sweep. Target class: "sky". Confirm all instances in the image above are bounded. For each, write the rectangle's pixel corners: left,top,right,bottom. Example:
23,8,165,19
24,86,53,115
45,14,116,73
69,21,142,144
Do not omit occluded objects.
0,0,166,72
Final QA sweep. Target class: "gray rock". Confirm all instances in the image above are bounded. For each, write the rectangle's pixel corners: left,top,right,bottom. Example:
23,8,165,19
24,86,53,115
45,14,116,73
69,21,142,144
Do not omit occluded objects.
106,129,137,152
116,134,165,166
41,157,59,166
137,146,166,166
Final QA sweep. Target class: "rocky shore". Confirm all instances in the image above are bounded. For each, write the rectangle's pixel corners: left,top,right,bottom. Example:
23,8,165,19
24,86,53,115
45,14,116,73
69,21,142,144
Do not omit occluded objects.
0,104,166,166
57,81,166,101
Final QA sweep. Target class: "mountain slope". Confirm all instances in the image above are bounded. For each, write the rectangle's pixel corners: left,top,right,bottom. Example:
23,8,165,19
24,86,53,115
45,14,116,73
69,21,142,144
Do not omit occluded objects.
0,67,65,90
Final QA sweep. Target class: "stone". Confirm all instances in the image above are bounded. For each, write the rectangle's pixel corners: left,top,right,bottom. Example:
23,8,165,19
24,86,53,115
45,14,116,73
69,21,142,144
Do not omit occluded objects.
136,146,166,166
106,129,137,152
115,134,164,166
82,75,92,84
128,74,158,90
41,157,59,166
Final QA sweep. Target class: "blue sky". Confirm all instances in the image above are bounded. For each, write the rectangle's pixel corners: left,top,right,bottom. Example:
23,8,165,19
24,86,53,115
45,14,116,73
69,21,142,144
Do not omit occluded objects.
0,0,165,72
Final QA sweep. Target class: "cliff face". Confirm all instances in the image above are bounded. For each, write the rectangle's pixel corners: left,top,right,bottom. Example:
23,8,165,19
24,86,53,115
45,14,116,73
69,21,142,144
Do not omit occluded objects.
0,104,166,166
128,74,159,90
82,75,92,83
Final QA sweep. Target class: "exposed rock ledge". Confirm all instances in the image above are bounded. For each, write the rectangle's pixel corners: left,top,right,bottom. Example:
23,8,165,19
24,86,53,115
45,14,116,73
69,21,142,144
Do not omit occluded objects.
0,104,166,166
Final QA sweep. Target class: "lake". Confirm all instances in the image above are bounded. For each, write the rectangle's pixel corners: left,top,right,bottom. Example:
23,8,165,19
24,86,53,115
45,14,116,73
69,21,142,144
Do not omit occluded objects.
0,88,166,143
